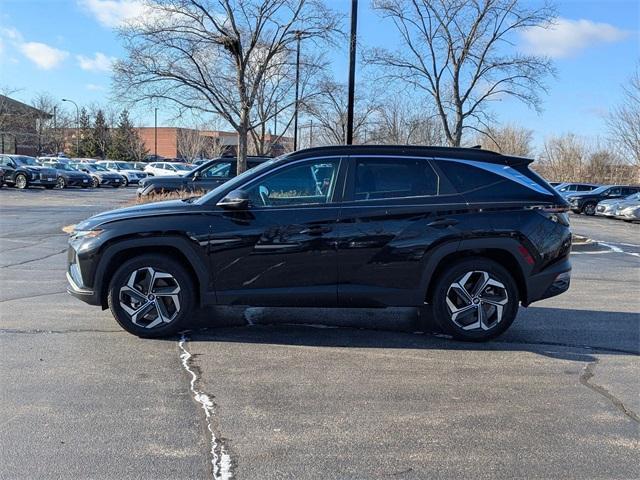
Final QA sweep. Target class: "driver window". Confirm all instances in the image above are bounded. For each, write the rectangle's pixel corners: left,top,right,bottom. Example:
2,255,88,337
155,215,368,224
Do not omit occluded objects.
246,159,339,207
201,162,233,178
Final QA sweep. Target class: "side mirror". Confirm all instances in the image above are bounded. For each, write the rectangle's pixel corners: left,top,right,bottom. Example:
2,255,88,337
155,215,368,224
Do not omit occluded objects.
192,170,200,180
217,189,249,210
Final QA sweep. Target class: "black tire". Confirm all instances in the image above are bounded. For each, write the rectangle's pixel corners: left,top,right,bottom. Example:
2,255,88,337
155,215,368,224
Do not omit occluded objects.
14,173,28,189
121,177,129,187
91,176,100,188
56,177,66,189
107,254,195,338
582,202,597,216
429,258,519,342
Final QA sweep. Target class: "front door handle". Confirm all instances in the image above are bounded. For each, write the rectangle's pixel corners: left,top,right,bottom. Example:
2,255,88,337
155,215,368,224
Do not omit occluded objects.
427,218,459,229
300,226,332,236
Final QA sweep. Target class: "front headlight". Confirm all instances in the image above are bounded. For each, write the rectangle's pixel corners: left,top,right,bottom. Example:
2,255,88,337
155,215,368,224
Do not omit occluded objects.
70,229,104,240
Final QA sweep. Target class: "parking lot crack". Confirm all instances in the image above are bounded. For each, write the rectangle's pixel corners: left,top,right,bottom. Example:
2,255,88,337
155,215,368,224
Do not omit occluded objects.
0,248,66,268
178,334,233,480
580,360,639,423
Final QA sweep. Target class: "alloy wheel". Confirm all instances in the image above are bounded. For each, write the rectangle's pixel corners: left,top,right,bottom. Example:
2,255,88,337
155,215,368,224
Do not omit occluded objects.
445,271,508,331
119,267,181,329
584,203,596,215
56,177,66,189
15,174,27,189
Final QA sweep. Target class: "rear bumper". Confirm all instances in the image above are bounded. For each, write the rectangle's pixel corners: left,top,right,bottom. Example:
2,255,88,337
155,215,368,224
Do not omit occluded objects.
524,257,571,305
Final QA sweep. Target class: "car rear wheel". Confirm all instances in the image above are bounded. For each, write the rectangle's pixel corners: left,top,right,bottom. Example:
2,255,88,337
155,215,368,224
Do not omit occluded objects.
430,258,519,341
107,255,195,338
582,202,597,216
14,173,28,189
56,177,66,189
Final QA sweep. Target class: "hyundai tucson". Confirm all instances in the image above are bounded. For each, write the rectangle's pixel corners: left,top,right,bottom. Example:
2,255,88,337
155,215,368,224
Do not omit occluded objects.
67,146,572,341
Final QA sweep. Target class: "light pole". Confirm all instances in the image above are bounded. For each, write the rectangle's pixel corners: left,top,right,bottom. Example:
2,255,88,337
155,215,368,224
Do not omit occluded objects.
293,30,302,151
346,0,358,145
154,107,158,158
62,98,79,157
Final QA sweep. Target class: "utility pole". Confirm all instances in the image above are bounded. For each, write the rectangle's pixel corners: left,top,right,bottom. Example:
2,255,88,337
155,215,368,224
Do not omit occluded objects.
293,31,302,151
309,120,313,148
346,0,358,145
62,98,79,157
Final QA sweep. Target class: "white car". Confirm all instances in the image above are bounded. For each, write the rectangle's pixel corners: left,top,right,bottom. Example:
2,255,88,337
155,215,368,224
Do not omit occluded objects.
96,160,148,187
144,161,193,177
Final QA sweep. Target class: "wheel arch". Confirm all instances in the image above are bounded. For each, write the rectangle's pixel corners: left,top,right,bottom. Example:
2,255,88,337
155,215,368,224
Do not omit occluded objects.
422,238,531,306
94,237,211,309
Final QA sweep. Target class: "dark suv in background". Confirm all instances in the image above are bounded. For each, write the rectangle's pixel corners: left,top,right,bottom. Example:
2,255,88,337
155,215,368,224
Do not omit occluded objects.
136,156,271,197
567,185,640,215
0,154,58,189
67,146,572,341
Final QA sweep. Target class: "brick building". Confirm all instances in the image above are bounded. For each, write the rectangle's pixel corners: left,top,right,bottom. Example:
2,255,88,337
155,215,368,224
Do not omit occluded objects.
0,95,52,155
136,127,292,159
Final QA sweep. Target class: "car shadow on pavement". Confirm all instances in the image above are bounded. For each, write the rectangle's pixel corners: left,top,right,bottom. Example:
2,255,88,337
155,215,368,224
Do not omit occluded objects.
176,305,640,362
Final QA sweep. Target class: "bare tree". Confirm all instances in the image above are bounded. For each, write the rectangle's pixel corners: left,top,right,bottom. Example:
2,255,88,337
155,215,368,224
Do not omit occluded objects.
367,0,555,146
607,67,640,175
178,128,209,161
305,78,376,144
366,96,446,145
474,124,533,156
114,0,341,173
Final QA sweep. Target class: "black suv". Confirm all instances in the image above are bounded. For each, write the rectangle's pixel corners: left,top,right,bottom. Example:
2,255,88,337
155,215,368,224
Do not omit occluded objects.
136,156,271,197
0,154,58,189
567,185,640,215
67,146,572,341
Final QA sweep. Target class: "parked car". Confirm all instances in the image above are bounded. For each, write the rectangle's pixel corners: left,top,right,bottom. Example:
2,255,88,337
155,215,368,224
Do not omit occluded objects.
67,145,572,341
0,167,5,187
71,163,125,188
96,160,148,187
567,185,640,215
595,192,640,217
615,200,640,222
40,161,93,188
136,156,271,197
144,162,193,177
554,182,600,197
0,154,58,189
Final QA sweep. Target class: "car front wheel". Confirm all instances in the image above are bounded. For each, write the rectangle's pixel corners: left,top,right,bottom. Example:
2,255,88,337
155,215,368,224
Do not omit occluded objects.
107,255,195,337
121,177,129,187
430,258,519,341
56,177,66,189
14,173,28,189
91,176,100,188
582,202,597,216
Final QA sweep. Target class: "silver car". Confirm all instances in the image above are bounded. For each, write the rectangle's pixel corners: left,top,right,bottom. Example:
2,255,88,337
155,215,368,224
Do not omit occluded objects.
615,198,640,222
596,193,640,218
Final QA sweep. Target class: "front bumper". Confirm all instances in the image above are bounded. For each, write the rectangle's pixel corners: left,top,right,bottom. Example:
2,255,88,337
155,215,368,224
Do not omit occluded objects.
100,177,122,186
66,246,101,305
67,177,92,187
524,257,571,305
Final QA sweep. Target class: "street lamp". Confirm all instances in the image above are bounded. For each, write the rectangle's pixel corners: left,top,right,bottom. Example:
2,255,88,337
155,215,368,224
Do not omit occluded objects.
62,98,79,157
346,0,358,145
293,30,302,151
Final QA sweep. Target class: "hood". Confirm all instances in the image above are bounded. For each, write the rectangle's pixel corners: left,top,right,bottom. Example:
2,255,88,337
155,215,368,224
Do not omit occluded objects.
75,200,193,230
62,170,89,178
96,172,122,179
597,198,618,206
140,175,188,187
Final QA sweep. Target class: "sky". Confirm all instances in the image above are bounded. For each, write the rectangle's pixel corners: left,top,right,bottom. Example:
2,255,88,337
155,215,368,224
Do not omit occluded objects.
0,0,638,152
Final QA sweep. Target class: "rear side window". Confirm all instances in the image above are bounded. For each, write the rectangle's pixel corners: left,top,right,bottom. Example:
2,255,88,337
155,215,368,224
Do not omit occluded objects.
435,159,503,193
577,185,592,191
353,158,441,200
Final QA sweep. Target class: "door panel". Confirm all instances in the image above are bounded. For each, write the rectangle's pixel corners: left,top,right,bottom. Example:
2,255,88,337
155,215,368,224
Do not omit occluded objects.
337,156,467,307
210,157,344,307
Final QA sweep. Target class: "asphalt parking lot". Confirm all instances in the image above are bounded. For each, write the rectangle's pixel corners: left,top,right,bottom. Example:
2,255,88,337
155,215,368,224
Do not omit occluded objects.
1,187,638,480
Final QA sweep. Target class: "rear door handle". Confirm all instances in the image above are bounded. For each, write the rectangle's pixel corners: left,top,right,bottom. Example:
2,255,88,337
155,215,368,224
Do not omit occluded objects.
427,218,459,229
300,226,332,236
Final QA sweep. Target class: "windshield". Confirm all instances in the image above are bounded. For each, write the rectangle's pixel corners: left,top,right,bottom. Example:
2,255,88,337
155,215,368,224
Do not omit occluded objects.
196,157,283,205
587,186,612,195
54,163,76,171
92,164,109,172
115,162,134,170
14,156,39,166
